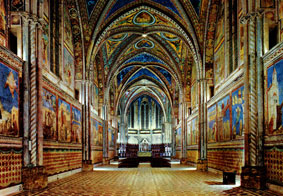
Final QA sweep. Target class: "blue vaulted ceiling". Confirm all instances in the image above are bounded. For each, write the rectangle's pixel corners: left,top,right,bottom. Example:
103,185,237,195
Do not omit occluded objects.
124,52,165,65
191,0,201,15
87,0,201,18
155,67,171,84
86,0,98,16
106,0,181,19
106,0,136,19
127,69,162,85
117,66,172,87
131,94,162,109
117,66,134,86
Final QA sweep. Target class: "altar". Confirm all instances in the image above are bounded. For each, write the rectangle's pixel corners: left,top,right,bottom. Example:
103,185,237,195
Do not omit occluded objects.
137,139,152,161
137,151,152,157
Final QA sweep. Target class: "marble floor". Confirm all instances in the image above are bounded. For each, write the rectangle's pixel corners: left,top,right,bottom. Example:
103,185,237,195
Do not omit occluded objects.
12,163,280,196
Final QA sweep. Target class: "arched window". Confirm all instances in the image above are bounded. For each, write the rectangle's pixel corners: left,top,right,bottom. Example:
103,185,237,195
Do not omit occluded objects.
146,104,149,129
141,104,145,129
156,104,159,128
50,0,60,76
128,110,131,127
141,101,149,129
131,105,134,128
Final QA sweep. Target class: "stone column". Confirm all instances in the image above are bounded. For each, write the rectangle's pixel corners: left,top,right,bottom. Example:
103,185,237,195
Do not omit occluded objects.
240,11,265,190
256,11,264,168
21,13,47,190
22,17,30,167
114,127,118,159
119,99,127,156
37,18,44,167
197,78,208,171
119,122,126,144
181,101,187,164
103,105,109,164
82,81,93,171
81,81,86,161
163,122,171,144
171,118,176,157
29,17,38,167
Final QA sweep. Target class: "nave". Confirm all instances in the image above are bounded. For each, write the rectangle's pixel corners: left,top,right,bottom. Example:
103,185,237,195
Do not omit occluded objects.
12,162,279,196
1,0,283,195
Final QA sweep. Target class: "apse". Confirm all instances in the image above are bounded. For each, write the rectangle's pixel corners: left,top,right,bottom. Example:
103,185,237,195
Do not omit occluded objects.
126,95,163,144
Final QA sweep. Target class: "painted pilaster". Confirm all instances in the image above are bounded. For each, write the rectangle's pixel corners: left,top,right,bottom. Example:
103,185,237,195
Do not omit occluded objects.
83,81,94,170
248,14,258,167
37,18,44,167
197,77,208,171
103,105,109,163
29,18,38,166
81,81,86,161
21,12,44,167
82,80,92,159
80,80,93,170
171,117,176,157
163,122,171,144
256,11,264,167
22,18,30,167
114,127,118,158
224,0,231,76
181,100,187,163
240,10,265,190
20,12,47,190
241,14,250,167
119,98,127,145
86,81,91,161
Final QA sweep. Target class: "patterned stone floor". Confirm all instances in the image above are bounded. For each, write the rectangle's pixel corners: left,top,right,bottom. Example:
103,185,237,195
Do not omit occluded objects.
12,163,280,196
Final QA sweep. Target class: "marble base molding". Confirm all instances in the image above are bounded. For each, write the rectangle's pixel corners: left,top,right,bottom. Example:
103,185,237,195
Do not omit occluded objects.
22,166,48,191
197,159,208,171
241,166,266,190
82,160,94,171
103,158,110,165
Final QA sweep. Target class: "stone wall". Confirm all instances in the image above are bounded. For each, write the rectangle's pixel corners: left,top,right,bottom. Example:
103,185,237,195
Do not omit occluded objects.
91,150,103,163
42,80,82,176
91,115,103,163
265,146,283,185
186,149,198,163
0,150,22,189
204,75,245,173
207,147,243,173
43,149,82,176
175,150,182,159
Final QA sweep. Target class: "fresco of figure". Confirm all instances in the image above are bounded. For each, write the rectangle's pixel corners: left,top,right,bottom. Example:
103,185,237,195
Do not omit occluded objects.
268,61,283,135
42,89,57,140
0,63,19,137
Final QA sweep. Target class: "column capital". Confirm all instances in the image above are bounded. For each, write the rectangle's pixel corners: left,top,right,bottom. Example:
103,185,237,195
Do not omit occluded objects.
20,12,41,26
197,78,207,82
240,10,264,24
240,15,250,24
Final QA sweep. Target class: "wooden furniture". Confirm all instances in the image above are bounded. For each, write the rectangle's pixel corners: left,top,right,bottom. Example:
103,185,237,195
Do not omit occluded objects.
118,158,139,168
151,158,171,167
151,144,165,158
125,144,139,158
223,170,236,184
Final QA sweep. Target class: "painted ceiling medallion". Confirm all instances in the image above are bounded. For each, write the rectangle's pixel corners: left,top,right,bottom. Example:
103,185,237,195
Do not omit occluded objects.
160,32,179,41
109,33,128,42
135,39,155,49
133,10,156,26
